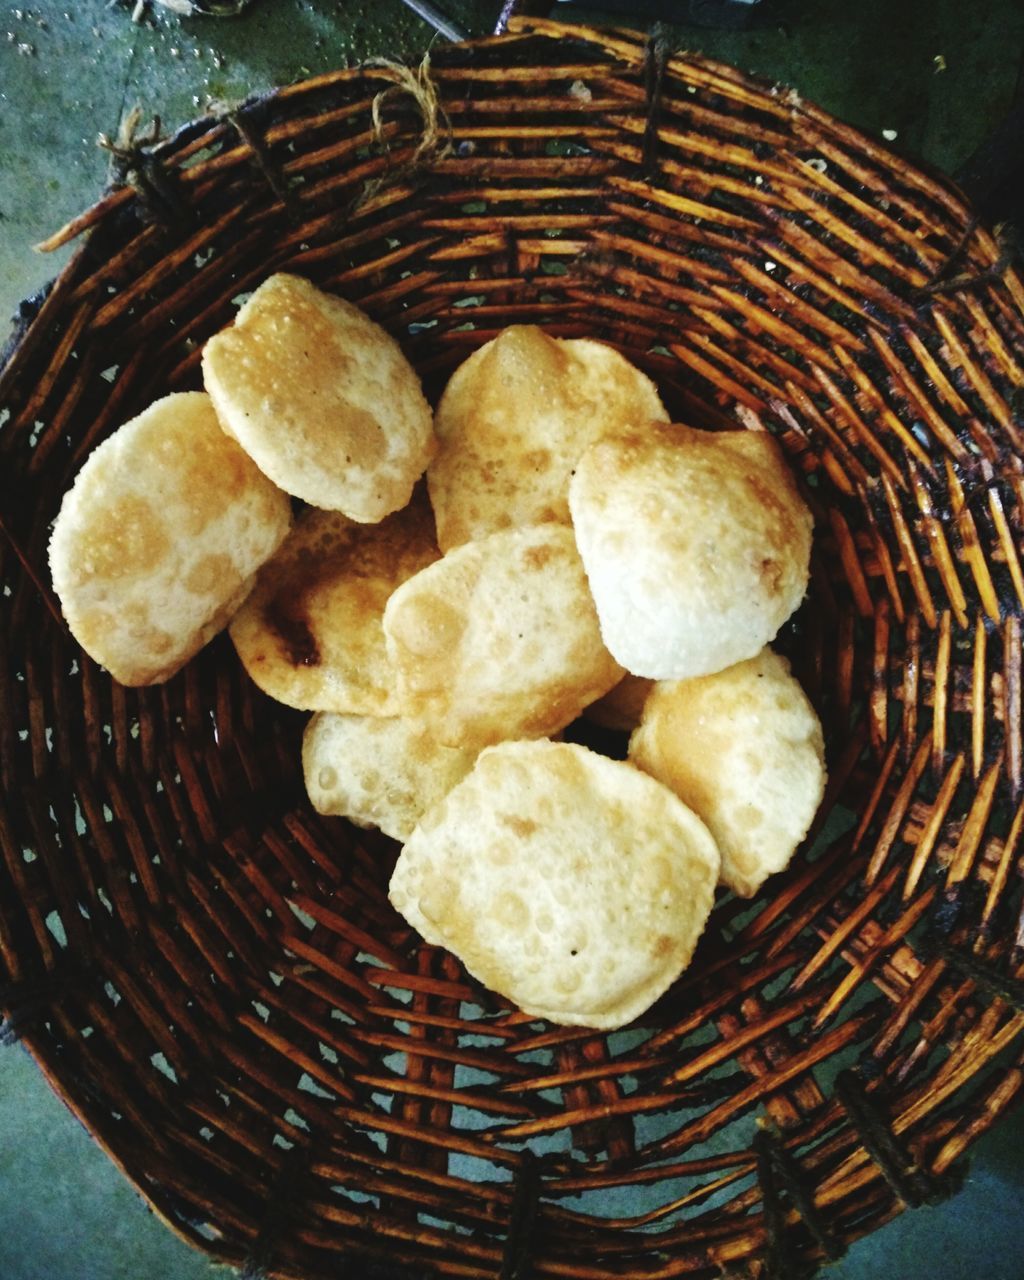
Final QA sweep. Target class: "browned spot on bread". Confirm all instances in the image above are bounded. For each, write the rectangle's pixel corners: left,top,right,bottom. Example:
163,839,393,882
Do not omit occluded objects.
521,542,557,571
177,428,253,535
339,403,386,471
186,553,235,596
76,495,169,581
499,813,538,838
760,557,783,592
389,591,465,658
229,496,439,713
263,594,321,667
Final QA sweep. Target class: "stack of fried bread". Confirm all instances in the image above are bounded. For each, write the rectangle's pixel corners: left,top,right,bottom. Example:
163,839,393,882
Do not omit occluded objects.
49,274,824,1030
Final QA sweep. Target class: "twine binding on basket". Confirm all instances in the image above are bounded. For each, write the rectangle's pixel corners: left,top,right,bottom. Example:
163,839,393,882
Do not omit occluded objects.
641,25,671,179
366,52,452,170
240,1142,315,1280
228,96,302,217
835,1070,963,1208
754,1127,845,1280
498,1152,541,1280
917,218,1019,297
98,105,189,229
925,936,1024,1013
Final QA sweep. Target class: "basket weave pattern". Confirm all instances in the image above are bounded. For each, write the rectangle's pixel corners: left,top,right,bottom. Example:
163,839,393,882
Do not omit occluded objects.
2,17,1024,1278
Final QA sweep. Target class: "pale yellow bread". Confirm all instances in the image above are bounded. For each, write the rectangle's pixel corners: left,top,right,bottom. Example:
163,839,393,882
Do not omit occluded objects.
569,424,812,680
302,711,478,842
382,524,623,747
629,648,826,898
48,392,291,686
427,325,668,550
583,674,655,732
229,495,439,714
202,273,435,521
389,739,720,1029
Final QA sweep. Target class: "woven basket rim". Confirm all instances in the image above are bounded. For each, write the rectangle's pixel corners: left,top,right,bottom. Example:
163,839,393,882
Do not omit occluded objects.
2,17,1024,1280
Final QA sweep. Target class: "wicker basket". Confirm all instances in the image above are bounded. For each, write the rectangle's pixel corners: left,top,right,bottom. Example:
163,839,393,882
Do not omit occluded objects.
2,15,1024,1279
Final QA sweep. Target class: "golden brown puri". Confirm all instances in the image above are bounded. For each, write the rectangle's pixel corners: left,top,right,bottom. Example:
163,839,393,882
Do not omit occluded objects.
629,648,826,898
569,423,813,680
202,273,435,521
583,674,655,732
302,711,478,842
229,493,439,714
382,523,623,748
427,325,668,551
389,739,721,1029
49,392,291,686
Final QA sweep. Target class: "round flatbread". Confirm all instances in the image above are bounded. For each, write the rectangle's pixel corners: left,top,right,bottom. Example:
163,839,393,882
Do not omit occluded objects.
49,391,291,686
389,740,721,1029
569,423,813,680
229,495,439,714
302,711,478,842
428,325,668,550
202,273,435,521
629,648,826,898
382,524,623,747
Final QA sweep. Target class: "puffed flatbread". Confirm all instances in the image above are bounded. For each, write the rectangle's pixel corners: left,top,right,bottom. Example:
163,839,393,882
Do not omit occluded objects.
302,711,478,842
229,495,439,714
389,740,721,1029
629,648,826,898
49,391,291,686
569,424,812,680
382,524,623,747
202,273,435,521
428,325,668,550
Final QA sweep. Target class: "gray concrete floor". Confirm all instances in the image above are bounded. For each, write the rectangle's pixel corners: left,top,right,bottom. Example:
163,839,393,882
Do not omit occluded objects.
2,1,1024,1277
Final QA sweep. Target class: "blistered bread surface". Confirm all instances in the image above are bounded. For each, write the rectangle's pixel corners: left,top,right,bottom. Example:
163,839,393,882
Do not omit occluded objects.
303,711,478,842
383,524,623,746
630,648,826,897
428,325,667,550
569,423,812,680
389,740,721,1029
230,495,438,713
49,391,291,685
202,273,435,520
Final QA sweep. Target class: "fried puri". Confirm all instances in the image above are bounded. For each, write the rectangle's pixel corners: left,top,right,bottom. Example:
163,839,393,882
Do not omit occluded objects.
629,648,826,897
569,424,812,680
49,392,291,686
382,524,623,747
583,674,655,732
202,273,435,521
389,740,721,1029
229,495,439,714
302,711,478,842
428,325,667,550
